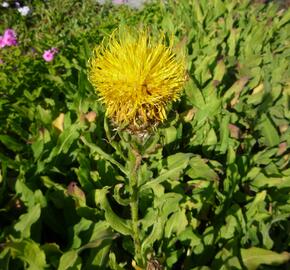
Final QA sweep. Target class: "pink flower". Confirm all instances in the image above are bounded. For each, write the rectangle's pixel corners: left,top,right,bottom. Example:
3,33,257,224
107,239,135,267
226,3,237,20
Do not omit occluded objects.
42,50,54,62
0,29,17,48
2,29,17,46
42,47,58,62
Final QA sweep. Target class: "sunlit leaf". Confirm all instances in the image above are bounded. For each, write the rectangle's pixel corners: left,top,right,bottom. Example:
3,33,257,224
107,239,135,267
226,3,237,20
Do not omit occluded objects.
14,204,41,238
241,248,290,270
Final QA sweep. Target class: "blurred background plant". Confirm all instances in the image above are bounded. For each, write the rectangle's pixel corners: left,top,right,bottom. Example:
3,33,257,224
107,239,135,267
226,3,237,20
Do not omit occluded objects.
0,0,289,269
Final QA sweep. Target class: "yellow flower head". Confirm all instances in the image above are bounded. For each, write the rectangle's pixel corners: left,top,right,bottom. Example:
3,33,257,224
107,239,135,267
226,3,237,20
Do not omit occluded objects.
88,29,186,133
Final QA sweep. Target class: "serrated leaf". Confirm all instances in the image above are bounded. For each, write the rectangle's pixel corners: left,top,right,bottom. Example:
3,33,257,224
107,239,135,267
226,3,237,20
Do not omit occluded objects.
113,184,131,206
7,239,46,270
187,156,219,181
140,208,158,232
15,180,35,208
164,210,188,238
241,247,290,270
94,189,132,236
178,227,202,248
141,216,164,255
251,173,290,189
140,153,192,192
14,204,41,238
141,193,182,255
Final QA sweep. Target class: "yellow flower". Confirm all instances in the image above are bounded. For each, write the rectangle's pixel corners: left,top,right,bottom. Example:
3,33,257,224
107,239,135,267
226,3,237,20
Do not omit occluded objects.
88,29,186,133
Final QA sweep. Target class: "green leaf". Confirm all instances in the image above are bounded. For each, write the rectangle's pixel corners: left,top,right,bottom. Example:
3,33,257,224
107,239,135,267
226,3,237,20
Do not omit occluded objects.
178,227,202,247
258,114,280,147
74,153,95,190
113,184,131,206
138,163,154,188
219,205,246,240
31,138,44,160
228,28,239,56
78,229,118,253
15,180,35,208
185,79,205,108
186,156,219,181
6,239,46,270
45,121,80,163
141,216,164,255
222,77,249,104
140,153,192,192
94,188,132,236
164,210,188,238
219,114,230,153
162,126,178,145
36,105,52,124
14,204,41,238
41,176,66,191
71,218,93,249
86,244,111,268
251,173,290,189
108,252,126,270
276,7,290,29
58,250,79,270
246,191,267,218
241,247,290,270
0,247,10,270
0,135,24,152
42,243,62,268
196,0,205,23
81,136,127,175
213,247,242,269
161,14,175,33
141,193,183,254
213,59,226,82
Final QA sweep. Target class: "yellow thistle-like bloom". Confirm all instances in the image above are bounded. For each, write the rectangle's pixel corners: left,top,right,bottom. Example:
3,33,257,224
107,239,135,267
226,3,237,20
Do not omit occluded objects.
88,29,186,133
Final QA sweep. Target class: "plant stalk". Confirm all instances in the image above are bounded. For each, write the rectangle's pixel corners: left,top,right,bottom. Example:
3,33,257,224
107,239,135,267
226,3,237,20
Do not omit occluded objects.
129,148,143,267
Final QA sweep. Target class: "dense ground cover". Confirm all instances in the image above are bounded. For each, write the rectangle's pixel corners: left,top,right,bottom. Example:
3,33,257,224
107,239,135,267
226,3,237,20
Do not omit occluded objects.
0,0,290,269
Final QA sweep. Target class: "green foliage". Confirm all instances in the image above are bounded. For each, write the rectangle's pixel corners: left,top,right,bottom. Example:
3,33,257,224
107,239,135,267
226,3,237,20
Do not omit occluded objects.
0,0,290,269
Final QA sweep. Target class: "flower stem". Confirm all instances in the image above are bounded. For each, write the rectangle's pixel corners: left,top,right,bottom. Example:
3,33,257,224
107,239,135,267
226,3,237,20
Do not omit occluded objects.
129,148,143,267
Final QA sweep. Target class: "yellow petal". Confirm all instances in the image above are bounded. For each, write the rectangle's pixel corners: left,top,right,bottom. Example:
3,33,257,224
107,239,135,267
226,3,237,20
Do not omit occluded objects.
88,29,186,133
